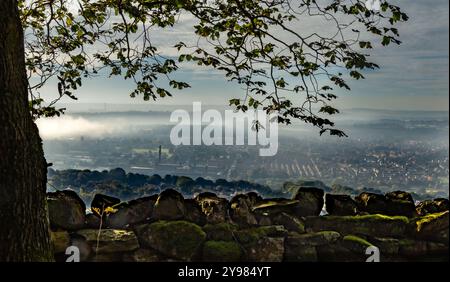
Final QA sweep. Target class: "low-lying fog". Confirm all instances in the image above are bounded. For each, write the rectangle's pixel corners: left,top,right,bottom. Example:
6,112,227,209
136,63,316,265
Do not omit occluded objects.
36,106,449,143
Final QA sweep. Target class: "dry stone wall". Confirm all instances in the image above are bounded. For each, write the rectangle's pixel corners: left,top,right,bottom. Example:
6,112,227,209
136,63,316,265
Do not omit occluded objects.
47,188,449,262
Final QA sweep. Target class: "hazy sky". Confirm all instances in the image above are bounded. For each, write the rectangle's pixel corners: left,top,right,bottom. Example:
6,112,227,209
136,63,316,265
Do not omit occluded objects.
37,0,449,111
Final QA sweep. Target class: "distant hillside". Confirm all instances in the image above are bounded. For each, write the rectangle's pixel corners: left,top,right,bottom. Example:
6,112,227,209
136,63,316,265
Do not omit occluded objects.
47,168,279,205
48,168,437,206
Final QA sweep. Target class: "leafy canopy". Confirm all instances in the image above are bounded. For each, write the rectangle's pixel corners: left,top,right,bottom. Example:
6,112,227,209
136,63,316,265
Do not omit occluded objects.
20,0,408,136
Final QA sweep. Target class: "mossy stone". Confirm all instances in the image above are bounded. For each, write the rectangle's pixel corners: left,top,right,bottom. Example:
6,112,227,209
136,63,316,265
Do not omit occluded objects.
202,241,242,262
413,211,449,243
252,199,300,216
51,231,70,253
370,237,400,255
415,211,448,232
47,190,86,230
284,245,317,262
305,214,409,238
122,248,160,262
342,235,374,253
76,229,139,253
203,223,238,241
235,225,287,244
244,237,285,262
135,220,206,261
287,231,341,246
271,212,305,233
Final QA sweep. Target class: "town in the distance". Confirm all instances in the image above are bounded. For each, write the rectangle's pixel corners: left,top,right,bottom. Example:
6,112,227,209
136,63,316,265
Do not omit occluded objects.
41,106,449,203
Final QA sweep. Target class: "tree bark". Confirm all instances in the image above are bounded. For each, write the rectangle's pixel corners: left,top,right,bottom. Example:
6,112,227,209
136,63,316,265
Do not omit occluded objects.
0,0,53,261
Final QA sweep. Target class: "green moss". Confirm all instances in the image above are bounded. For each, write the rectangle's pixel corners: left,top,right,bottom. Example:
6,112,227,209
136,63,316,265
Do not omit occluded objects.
252,200,299,211
343,235,373,248
415,211,448,232
317,230,341,237
398,238,415,246
272,213,305,233
145,220,206,260
51,231,70,253
203,222,238,233
309,231,341,244
235,230,259,244
306,214,409,238
203,223,238,241
322,214,409,224
236,225,287,244
341,234,376,254
288,231,341,246
202,241,242,262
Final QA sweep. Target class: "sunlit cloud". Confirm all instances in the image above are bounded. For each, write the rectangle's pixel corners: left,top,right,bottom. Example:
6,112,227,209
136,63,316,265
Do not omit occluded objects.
36,115,122,139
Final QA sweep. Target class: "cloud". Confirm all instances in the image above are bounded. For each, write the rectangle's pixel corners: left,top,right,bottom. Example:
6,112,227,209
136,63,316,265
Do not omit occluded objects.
36,115,122,139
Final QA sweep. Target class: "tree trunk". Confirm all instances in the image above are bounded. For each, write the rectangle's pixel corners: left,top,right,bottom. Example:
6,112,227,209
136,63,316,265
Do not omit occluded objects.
0,0,53,261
